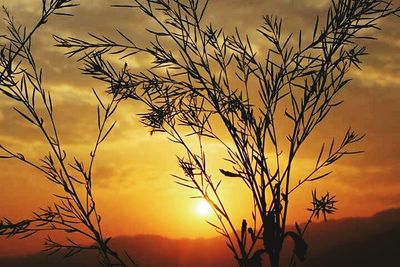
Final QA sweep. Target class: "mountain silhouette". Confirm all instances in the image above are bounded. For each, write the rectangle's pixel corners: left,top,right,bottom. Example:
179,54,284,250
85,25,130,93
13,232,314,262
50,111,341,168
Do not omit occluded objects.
0,208,399,267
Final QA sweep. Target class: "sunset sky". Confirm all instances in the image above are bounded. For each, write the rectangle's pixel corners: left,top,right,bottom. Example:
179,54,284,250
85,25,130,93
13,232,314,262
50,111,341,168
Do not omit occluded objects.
0,0,399,255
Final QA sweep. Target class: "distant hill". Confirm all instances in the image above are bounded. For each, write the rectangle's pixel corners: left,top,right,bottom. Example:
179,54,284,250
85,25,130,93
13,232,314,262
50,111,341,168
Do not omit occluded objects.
301,208,400,267
0,208,399,267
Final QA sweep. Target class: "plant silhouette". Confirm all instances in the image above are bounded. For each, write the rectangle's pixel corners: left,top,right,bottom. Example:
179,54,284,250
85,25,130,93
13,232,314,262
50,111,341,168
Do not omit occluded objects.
0,1,136,266
6,0,399,267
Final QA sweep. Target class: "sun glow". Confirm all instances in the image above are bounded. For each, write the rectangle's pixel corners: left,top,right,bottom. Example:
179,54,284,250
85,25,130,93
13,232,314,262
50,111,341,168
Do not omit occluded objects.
196,200,212,216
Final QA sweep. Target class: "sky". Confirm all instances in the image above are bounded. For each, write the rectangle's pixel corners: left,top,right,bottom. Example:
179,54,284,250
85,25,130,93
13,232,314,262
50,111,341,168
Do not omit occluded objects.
0,0,399,254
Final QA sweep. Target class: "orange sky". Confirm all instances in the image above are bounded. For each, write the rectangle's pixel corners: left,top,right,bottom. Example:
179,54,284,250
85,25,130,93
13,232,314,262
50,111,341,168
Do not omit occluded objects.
0,0,399,254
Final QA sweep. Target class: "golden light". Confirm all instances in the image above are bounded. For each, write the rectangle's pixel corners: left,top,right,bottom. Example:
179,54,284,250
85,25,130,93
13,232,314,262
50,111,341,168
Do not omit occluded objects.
196,199,212,216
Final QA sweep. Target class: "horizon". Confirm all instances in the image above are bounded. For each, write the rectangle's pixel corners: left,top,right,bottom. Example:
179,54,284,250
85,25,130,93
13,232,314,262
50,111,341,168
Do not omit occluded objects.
1,207,399,258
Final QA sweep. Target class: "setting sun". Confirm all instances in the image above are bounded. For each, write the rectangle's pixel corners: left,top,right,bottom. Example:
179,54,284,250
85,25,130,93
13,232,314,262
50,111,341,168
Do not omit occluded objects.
197,200,212,216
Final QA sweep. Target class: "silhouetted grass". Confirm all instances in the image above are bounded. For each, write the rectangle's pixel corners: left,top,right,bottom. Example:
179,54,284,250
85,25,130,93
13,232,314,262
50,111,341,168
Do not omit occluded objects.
43,0,400,266
0,1,136,266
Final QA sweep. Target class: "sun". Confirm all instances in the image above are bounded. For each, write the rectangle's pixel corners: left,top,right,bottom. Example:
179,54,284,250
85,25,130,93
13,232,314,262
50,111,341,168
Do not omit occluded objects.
196,199,212,216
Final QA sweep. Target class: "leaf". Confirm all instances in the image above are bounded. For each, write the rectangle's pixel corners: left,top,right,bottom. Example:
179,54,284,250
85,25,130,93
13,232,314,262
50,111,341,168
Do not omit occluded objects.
286,231,308,261
206,221,221,230
93,88,105,110
99,121,116,143
0,89,20,101
13,108,36,125
20,231,36,239
219,169,242,178
309,171,332,181
54,12,74,16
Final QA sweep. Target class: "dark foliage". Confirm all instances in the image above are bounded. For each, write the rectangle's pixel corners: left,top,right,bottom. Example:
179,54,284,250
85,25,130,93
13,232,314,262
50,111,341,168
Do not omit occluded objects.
53,0,399,266
0,1,136,266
